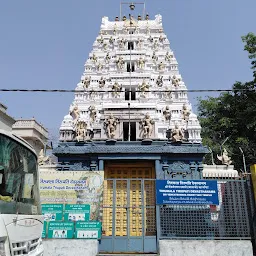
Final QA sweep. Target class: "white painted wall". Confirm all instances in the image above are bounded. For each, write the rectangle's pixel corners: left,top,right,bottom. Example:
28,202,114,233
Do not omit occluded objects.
43,239,98,256
159,240,253,256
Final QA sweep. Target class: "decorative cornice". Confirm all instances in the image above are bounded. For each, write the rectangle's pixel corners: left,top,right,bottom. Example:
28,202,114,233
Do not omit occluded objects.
53,141,209,155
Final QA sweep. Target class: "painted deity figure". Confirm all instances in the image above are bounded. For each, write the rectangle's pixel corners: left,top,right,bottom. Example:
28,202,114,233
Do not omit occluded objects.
112,81,122,98
165,86,172,99
116,56,125,70
165,51,173,61
105,52,111,64
97,35,104,45
217,148,232,166
140,113,154,139
104,114,119,139
103,42,108,51
91,53,98,63
158,62,165,71
109,36,114,44
171,75,181,87
171,124,184,142
82,76,91,89
182,104,191,122
88,106,97,123
118,38,126,50
137,57,145,69
159,35,165,43
97,62,103,71
148,35,153,43
152,51,158,63
137,38,143,49
75,120,87,142
163,106,171,121
138,80,149,98
153,40,159,50
156,75,163,87
99,77,106,88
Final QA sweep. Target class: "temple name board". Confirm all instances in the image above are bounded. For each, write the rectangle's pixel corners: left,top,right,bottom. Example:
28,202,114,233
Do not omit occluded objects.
156,180,219,205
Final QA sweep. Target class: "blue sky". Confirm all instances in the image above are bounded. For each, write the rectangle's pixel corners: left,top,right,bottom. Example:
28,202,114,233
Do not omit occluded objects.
0,0,255,141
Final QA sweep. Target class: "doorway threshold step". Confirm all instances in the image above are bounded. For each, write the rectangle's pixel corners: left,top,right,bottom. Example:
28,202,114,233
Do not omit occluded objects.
97,254,158,256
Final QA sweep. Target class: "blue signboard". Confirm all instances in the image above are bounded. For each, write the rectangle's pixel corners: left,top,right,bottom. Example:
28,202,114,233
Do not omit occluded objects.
156,180,219,205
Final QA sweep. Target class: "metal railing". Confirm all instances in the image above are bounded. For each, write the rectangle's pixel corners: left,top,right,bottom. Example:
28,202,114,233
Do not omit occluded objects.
159,179,252,240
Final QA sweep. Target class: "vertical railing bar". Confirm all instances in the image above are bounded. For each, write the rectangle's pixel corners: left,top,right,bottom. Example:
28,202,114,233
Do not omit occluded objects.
112,179,116,249
230,181,240,237
142,178,145,250
127,179,130,248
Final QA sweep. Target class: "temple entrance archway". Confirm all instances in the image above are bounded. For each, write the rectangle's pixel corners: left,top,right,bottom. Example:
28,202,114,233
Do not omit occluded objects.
100,161,157,253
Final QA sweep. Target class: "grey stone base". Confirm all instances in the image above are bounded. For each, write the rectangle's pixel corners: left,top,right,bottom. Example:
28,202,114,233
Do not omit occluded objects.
159,240,253,256
43,239,98,256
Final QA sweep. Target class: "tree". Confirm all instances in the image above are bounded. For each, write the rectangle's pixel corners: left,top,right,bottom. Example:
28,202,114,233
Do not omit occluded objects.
197,33,256,171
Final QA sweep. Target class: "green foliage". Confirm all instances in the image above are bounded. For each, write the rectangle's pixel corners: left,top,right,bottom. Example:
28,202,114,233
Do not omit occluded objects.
242,32,256,79
197,33,256,171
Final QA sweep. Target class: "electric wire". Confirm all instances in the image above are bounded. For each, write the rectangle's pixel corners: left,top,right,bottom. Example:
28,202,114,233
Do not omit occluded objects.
0,88,255,93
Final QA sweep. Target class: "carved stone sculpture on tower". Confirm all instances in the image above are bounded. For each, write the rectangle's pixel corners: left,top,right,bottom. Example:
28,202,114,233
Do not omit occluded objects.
140,113,154,139
118,38,126,50
159,35,165,43
112,81,122,98
97,62,103,71
82,76,91,89
163,106,171,121
148,35,153,43
89,106,97,123
91,53,98,63
99,77,106,88
165,86,172,99
152,51,158,63
137,38,143,49
156,75,163,87
153,40,159,50
171,75,181,87
217,148,232,166
138,80,149,98
109,36,114,44
116,56,125,70
182,104,191,123
158,62,165,71
137,57,145,69
103,42,108,51
70,105,80,125
104,114,119,139
75,120,87,142
165,51,173,61
171,124,184,142
97,35,104,45
105,52,111,64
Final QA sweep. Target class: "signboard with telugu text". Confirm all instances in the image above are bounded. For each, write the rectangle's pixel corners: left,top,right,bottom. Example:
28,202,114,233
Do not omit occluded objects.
156,180,219,205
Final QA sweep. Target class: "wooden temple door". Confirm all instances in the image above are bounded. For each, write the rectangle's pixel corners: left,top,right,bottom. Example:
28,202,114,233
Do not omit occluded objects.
100,162,157,253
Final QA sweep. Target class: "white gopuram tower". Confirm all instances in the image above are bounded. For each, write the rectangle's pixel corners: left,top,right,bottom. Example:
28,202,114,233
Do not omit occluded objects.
59,12,202,143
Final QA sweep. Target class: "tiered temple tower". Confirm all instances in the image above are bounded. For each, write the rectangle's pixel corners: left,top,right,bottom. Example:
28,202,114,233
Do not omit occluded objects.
53,10,209,255
59,14,201,143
